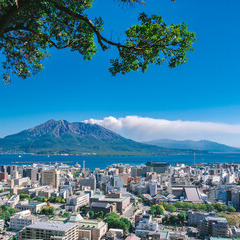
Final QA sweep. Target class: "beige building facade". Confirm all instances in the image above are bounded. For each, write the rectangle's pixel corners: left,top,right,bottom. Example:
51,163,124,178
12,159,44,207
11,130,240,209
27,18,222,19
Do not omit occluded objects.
41,169,60,189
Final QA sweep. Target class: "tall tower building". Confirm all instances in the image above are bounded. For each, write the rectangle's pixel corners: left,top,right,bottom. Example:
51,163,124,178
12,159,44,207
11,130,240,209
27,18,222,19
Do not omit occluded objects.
41,169,60,189
23,169,38,183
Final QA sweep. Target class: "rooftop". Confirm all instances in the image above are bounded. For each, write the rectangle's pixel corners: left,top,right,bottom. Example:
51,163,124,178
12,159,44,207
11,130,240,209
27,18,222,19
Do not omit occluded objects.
91,202,111,208
78,219,106,229
125,235,141,240
91,194,104,199
68,213,84,222
183,186,204,203
91,194,128,202
26,222,78,231
205,217,228,223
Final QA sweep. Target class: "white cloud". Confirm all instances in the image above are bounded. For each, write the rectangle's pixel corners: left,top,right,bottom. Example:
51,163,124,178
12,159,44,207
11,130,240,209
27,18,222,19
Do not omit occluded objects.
83,116,240,147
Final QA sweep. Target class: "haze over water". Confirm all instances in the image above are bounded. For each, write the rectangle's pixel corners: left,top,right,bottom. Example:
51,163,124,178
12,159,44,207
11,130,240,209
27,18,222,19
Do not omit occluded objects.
1,153,240,170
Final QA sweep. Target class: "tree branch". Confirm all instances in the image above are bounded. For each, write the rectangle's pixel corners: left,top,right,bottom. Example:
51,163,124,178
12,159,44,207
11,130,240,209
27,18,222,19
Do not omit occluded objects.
51,1,169,54
51,1,144,51
52,2,110,51
0,0,31,37
3,26,74,50
1,0,167,54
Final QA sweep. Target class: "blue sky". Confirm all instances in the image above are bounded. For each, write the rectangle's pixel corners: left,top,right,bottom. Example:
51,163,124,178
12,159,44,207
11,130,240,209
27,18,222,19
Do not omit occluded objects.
1,0,240,145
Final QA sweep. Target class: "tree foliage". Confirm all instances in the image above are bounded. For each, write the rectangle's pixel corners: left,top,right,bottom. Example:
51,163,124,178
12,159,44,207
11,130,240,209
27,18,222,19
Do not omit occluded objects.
19,193,31,201
40,206,55,215
36,195,66,203
105,212,131,233
173,201,236,212
162,211,187,226
0,204,17,222
150,204,164,216
89,210,94,219
62,212,70,218
0,0,196,83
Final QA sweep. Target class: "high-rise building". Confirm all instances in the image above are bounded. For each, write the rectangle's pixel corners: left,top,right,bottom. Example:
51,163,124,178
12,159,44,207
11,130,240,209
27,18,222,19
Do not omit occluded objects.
0,165,6,173
199,217,229,238
79,176,96,191
149,181,157,196
12,170,18,179
131,166,146,177
0,165,17,176
41,169,60,189
7,165,17,176
23,168,37,183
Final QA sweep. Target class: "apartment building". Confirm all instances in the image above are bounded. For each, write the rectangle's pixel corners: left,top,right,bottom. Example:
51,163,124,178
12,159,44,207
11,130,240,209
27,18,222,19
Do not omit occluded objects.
199,217,229,238
79,176,96,191
10,210,39,230
18,222,79,240
188,210,216,226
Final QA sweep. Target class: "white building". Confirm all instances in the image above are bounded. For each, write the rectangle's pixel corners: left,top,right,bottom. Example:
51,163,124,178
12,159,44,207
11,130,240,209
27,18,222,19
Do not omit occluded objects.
7,194,19,208
135,215,160,237
149,181,158,196
187,210,216,226
10,210,39,230
15,200,46,214
14,177,31,186
0,219,4,231
226,174,236,184
114,176,124,189
66,193,89,212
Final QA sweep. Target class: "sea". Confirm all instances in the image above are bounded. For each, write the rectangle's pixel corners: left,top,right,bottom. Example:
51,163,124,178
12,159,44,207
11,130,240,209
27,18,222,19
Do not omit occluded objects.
1,153,240,170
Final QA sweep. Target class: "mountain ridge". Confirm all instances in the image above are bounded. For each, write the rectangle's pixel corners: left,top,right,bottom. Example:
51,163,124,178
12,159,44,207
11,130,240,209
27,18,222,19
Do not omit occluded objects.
0,120,199,156
145,139,240,153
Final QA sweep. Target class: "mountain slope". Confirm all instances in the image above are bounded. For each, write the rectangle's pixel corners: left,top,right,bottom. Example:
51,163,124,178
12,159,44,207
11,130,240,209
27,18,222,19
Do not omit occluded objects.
145,139,240,153
0,120,195,156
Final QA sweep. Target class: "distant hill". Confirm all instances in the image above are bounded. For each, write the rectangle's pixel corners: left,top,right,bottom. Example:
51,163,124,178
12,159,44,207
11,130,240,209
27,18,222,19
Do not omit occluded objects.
145,139,240,153
0,120,197,156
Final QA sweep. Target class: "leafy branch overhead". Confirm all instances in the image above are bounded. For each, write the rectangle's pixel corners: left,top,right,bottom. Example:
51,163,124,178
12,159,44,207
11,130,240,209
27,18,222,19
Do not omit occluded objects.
0,0,196,83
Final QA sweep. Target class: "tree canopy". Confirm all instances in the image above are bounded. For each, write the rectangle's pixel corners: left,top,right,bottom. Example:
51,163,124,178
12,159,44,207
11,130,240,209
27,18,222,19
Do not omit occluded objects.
105,212,131,233
0,204,17,222
0,0,196,83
